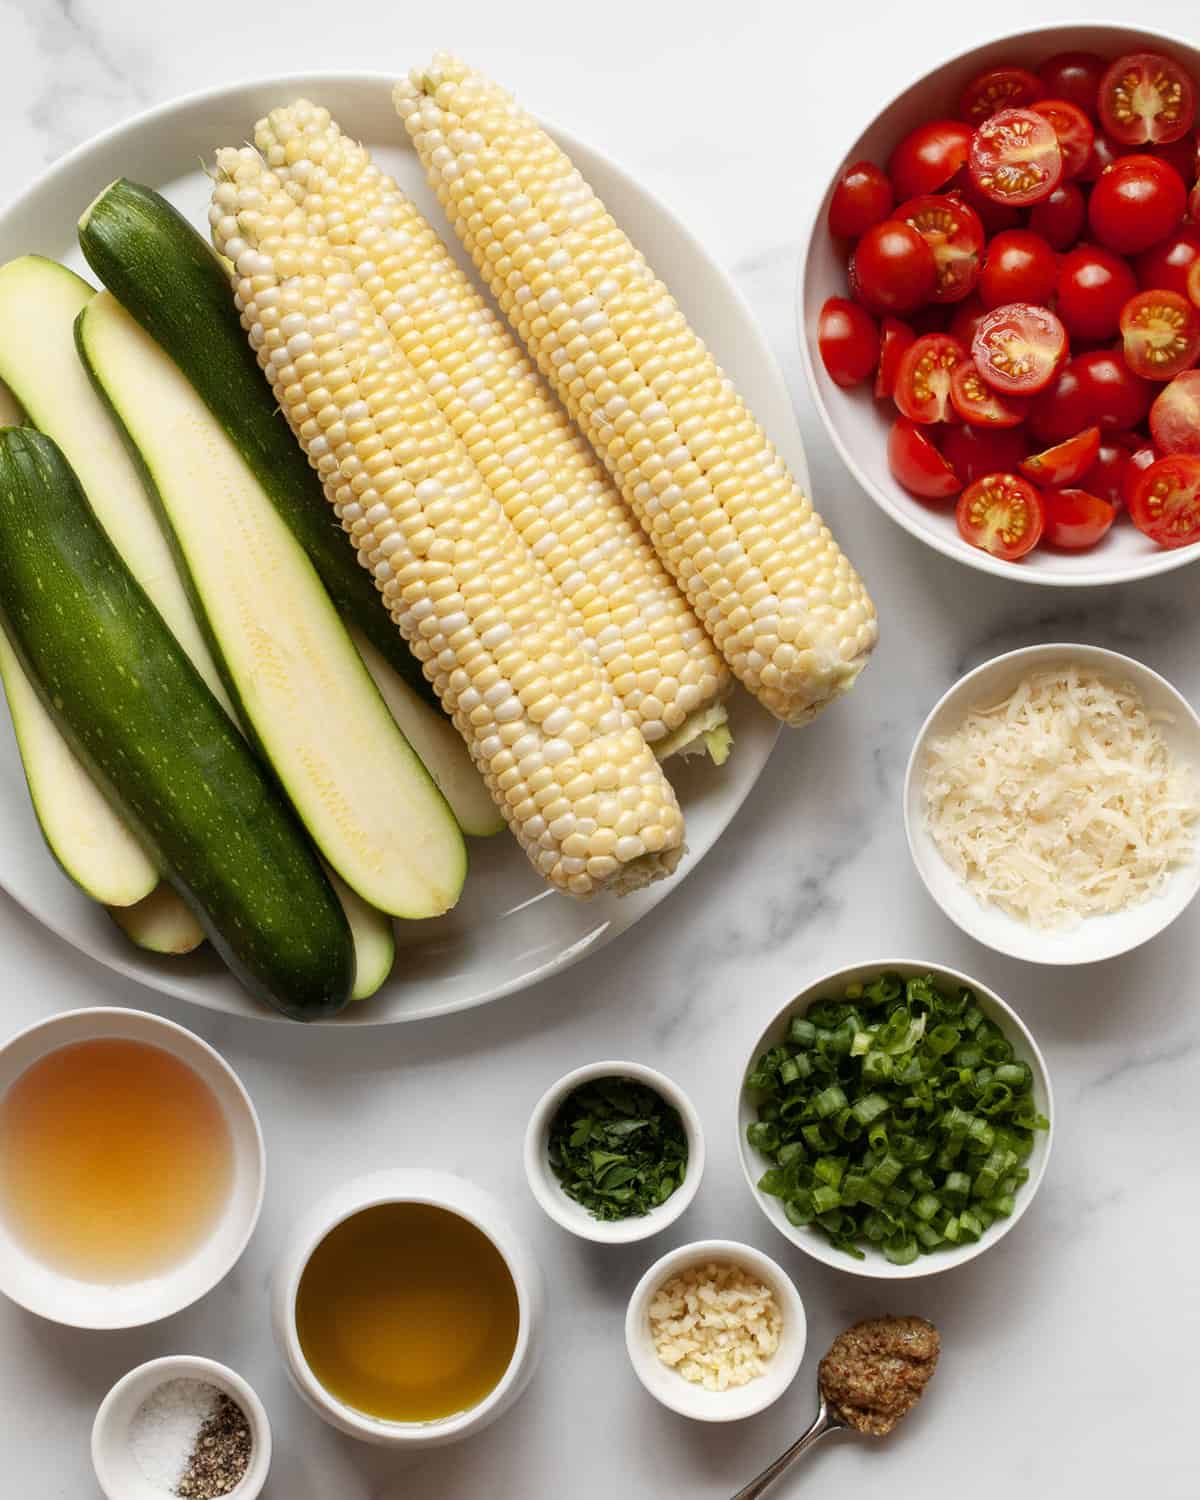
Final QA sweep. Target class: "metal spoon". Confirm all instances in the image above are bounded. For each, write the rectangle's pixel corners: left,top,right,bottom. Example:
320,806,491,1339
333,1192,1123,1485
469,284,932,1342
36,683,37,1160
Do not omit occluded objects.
729,1392,847,1500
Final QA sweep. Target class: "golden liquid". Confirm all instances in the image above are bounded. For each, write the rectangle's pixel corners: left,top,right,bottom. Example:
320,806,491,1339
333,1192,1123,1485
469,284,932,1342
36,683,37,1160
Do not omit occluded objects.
0,1038,233,1282
296,1202,520,1423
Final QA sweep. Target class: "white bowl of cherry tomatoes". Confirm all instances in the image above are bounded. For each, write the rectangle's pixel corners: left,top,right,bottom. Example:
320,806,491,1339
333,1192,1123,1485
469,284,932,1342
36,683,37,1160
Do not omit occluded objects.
801,23,1200,583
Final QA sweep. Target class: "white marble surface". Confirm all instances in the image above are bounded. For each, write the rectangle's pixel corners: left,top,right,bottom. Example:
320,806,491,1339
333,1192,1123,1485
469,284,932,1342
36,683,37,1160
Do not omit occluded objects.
1,2,1198,1495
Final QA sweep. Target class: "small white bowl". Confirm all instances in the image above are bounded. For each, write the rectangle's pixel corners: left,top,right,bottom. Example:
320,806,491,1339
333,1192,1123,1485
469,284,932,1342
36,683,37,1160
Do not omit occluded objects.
92,1355,271,1500
738,961,1053,1278
271,1168,544,1449
905,644,1200,964
0,1007,264,1328
624,1239,806,1421
524,1060,705,1243
798,21,1200,588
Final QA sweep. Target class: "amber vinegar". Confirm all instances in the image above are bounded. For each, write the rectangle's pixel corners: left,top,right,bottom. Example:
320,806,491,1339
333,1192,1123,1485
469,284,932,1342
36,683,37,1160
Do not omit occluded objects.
0,1038,233,1282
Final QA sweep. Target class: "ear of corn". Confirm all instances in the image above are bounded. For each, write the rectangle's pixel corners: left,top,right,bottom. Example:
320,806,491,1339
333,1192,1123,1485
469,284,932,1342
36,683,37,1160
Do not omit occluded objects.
252,102,732,763
395,57,878,727
208,149,684,897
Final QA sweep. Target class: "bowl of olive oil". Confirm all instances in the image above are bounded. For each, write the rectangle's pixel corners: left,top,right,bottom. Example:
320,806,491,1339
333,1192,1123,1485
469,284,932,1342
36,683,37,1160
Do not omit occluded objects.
271,1169,545,1448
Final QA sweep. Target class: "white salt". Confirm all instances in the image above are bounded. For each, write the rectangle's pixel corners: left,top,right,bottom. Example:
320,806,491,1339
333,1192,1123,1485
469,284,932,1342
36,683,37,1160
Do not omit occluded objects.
129,1378,220,1493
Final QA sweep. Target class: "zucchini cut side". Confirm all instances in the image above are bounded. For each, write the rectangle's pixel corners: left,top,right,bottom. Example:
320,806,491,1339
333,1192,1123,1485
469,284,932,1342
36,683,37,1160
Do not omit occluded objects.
0,427,354,1020
109,884,206,955
78,292,466,920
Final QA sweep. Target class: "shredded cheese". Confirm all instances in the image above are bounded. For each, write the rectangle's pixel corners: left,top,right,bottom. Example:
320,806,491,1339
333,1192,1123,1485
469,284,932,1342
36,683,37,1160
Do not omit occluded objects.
923,666,1198,930
648,1261,782,1390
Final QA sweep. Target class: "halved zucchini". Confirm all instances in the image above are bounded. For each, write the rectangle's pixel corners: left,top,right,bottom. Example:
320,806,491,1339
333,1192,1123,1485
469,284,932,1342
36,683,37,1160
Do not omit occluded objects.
78,292,466,919
326,869,396,1001
109,885,206,955
0,380,22,426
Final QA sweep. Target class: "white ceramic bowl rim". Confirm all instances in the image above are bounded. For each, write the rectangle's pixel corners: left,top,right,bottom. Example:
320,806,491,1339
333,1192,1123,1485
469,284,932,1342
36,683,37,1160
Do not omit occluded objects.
278,1181,533,1442
523,1059,706,1244
737,959,1054,1278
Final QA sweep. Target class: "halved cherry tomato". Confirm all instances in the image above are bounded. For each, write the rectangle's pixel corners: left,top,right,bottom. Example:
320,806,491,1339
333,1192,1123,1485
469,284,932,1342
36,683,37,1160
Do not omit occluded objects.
1019,426,1101,485
1056,244,1138,341
1120,289,1200,381
1099,51,1196,147
1088,155,1187,255
875,317,916,399
1041,487,1116,548
969,108,1063,206
1078,131,1120,182
978,230,1058,308
888,417,961,498
851,220,937,313
1149,131,1198,182
1149,369,1200,453
959,66,1043,124
949,362,1028,426
893,333,968,422
829,161,895,238
1031,98,1095,179
956,472,1045,558
1191,180,1200,229
1136,224,1200,299
939,422,1029,485
1028,182,1087,250
1119,442,1159,511
1128,454,1200,546
1037,52,1107,119
1030,351,1154,442
894,194,984,303
888,121,973,200
948,294,988,348
817,297,880,387
1189,256,1200,311
972,302,1068,395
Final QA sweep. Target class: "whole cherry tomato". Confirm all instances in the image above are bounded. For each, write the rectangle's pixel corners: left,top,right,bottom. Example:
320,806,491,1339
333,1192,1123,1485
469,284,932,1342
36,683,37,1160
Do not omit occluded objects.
851,220,937,313
956,472,1045,558
1136,225,1200,299
939,422,1030,485
1120,289,1200,382
1149,369,1200,453
972,302,1068,395
888,417,961,498
888,121,973,200
829,161,894,238
1056,244,1138,341
969,108,1063,206
1030,350,1154,442
978,230,1058,308
959,66,1043,124
1099,51,1195,146
1037,51,1107,119
1128,454,1200,547
875,317,917,399
1028,182,1087,251
1041,487,1116,548
817,297,880,386
1149,131,1199,183
1078,131,1121,182
1088,154,1187,255
1118,442,1160,511
948,294,989,347
1031,98,1095,179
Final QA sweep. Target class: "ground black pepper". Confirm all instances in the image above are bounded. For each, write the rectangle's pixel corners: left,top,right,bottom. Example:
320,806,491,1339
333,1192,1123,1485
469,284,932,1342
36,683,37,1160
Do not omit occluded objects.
174,1393,252,1499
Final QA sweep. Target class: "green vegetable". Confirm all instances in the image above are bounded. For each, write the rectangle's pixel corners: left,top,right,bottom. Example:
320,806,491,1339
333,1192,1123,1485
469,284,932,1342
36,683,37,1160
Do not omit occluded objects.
547,1076,689,1221
745,972,1048,1262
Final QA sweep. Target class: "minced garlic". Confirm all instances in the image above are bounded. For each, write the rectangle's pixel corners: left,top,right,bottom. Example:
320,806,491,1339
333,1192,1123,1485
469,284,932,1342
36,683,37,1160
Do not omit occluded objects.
648,1260,782,1390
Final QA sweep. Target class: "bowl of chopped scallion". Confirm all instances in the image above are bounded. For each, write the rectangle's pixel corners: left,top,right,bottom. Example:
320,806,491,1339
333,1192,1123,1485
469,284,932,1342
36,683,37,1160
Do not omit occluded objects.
738,962,1053,1277
525,1061,704,1243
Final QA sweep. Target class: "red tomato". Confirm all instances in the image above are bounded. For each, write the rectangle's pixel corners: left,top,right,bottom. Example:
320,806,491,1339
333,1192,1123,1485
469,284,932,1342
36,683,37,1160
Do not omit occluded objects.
888,417,962,498
1031,98,1095,179
948,294,989,347
1136,224,1200,298
1019,426,1102,485
894,194,984,303
851,220,937,313
1030,350,1154,442
969,108,1063,206
1119,441,1160,510
1088,155,1187,255
1189,256,1200,311
1192,180,1200,229
829,161,894,238
817,297,880,387
888,121,973,200
978,230,1058,308
1028,182,1087,250
956,472,1045,558
1099,51,1196,146
939,422,1029,485
1128,454,1200,546
972,302,1068,395
1056,244,1138,340
1120,289,1200,381
1037,52,1107,119
1079,131,1120,182
1150,131,1198,182
960,66,1043,124
949,362,1028,426
1041,487,1116,548
875,317,916,399
893,333,967,422
1149,369,1200,453
946,170,1022,235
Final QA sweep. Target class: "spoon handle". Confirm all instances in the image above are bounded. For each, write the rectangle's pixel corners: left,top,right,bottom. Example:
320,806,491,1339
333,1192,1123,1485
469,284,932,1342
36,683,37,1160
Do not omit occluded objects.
730,1398,844,1500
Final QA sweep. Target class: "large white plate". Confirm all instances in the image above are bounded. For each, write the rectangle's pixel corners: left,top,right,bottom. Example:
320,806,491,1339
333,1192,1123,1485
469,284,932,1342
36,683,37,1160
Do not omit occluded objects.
0,73,793,1024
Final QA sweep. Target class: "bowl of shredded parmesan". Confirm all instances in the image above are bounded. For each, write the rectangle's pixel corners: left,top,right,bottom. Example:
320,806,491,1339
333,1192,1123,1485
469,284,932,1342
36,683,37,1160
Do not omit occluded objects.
905,644,1200,964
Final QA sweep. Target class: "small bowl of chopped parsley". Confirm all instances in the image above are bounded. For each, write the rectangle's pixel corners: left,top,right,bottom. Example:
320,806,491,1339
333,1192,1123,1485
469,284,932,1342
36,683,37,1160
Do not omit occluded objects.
525,1062,705,1243
738,962,1053,1277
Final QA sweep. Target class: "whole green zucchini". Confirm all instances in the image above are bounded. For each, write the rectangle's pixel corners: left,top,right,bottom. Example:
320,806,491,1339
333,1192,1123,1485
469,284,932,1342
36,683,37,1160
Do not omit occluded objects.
77,178,438,711
0,427,354,1020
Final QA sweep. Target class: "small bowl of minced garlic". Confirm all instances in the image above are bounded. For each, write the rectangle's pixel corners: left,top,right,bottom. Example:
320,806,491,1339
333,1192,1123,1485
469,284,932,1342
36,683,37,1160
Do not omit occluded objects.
624,1240,806,1421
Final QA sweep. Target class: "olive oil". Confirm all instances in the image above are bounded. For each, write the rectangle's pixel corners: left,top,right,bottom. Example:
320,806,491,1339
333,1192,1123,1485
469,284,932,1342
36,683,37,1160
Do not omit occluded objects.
0,1038,233,1282
295,1202,520,1423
